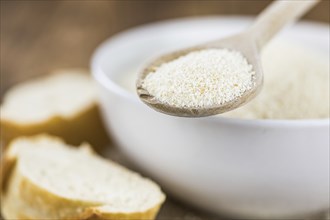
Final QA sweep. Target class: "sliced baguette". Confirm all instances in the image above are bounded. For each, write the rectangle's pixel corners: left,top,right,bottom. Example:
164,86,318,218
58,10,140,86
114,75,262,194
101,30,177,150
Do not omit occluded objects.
0,69,109,148
1,135,165,220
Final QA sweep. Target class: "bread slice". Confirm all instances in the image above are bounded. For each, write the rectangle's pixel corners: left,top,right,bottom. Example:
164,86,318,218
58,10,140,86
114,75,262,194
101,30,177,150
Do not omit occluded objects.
0,69,109,148
1,135,165,220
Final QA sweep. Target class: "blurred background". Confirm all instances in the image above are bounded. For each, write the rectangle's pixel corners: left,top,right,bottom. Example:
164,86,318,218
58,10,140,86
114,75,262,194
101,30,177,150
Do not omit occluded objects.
1,0,329,98
1,1,329,219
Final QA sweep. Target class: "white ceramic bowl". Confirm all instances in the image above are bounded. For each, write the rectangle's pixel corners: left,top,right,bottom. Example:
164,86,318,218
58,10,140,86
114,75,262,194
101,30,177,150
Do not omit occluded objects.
91,17,329,219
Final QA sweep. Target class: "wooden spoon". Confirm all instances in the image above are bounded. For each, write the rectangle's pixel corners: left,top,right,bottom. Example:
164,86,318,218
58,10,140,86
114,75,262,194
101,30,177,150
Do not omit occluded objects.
136,0,319,117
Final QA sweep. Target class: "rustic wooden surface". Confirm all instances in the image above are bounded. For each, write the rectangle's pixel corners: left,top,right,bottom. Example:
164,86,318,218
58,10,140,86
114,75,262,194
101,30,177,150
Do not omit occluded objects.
1,1,329,219
1,0,329,97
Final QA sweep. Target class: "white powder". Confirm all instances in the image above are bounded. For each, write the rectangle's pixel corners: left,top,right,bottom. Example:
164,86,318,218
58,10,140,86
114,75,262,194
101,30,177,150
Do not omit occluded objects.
142,49,255,108
223,41,329,119
120,40,329,119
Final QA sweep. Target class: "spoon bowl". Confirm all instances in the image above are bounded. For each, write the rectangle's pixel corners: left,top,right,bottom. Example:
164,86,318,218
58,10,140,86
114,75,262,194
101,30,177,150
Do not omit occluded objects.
137,32,263,117
137,0,319,117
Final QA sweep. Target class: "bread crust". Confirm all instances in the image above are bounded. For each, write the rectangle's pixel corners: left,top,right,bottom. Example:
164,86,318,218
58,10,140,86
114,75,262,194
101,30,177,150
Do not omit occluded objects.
1,104,110,151
1,135,165,220
0,70,110,150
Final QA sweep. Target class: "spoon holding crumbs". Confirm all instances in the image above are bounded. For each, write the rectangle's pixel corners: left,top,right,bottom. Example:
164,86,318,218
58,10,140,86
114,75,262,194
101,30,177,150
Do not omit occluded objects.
136,0,319,117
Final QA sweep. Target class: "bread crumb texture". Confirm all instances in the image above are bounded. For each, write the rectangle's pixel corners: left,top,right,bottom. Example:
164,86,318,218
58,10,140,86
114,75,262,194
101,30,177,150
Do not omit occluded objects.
223,41,329,119
122,40,329,119
142,49,255,108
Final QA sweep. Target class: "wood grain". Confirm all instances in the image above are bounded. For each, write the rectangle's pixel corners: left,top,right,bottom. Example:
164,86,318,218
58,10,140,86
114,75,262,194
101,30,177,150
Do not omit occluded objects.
1,0,329,97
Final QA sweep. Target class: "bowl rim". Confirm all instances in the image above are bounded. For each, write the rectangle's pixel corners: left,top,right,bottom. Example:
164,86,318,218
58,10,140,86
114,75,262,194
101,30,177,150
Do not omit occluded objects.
91,15,330,127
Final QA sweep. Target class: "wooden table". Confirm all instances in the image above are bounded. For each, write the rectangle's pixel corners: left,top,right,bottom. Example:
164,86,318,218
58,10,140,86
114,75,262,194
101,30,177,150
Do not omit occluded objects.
1,0,329,97
1,1,329,219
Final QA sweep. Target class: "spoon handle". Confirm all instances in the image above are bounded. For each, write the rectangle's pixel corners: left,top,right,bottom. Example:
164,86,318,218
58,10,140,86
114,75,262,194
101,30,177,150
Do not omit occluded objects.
250,0,319,50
